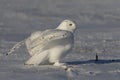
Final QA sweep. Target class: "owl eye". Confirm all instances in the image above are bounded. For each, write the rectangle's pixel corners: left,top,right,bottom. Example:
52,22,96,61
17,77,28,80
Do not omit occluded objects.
69,23,72,26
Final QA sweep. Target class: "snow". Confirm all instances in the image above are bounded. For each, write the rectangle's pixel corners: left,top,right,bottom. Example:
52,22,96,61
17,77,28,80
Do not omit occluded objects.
0,0,120,80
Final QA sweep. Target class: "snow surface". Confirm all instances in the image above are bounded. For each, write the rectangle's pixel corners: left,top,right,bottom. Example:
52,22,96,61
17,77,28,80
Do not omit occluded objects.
0,0,120,80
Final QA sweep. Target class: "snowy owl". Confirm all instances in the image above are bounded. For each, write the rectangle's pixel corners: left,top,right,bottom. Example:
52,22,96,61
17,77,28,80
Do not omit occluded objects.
7,20,76,70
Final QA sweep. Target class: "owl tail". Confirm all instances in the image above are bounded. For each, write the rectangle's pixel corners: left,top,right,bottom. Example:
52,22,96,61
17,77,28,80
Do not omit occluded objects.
6,40,25,55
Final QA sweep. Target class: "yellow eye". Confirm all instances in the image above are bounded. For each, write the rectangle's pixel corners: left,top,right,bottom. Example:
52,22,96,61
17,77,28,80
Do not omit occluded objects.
69,23,72,26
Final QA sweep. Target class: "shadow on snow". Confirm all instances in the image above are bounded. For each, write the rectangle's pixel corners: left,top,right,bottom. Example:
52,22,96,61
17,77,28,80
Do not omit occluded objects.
66,59,120,65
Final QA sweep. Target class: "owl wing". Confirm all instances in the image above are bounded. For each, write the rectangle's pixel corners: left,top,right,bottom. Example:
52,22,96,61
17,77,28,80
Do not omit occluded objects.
25,31,43,55
25,29,73,56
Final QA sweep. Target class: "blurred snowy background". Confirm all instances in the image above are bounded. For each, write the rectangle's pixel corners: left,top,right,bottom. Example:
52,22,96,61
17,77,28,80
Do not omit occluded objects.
0,0,120,80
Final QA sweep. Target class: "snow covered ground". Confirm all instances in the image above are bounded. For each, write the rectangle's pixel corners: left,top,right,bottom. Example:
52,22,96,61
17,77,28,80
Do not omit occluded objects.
0,0,120,80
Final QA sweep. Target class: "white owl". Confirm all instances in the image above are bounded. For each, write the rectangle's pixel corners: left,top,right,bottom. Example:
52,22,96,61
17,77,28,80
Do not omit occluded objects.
7,20,76,70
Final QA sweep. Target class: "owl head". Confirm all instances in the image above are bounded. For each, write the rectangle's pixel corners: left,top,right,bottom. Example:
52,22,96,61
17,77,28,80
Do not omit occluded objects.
56,20,76,33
